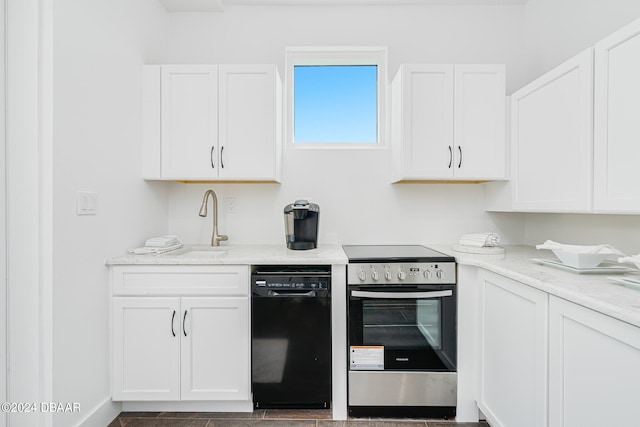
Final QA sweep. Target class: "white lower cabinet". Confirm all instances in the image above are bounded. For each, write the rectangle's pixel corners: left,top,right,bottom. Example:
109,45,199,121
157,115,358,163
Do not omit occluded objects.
475,270,640,427
548,296,640,427
477,271,548,427
111,266,250,403
112,297,181,401
180,297,249,400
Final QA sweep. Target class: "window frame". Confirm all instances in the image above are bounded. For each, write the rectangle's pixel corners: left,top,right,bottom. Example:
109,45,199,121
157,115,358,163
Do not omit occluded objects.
285,46,388,149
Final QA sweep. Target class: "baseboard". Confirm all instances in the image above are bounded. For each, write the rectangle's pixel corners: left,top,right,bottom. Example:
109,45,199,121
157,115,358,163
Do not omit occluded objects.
76,397,121,427
121,400,253,412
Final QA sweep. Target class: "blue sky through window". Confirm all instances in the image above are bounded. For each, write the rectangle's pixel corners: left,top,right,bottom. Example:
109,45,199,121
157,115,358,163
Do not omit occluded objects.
294,65,378,143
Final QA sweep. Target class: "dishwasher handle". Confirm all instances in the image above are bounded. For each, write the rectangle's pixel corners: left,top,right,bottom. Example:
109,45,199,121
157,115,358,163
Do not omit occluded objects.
267,290,317,297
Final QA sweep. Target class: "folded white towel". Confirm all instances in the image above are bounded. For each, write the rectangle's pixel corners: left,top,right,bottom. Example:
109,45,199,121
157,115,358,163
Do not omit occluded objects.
145,235,180,248
459,233,501,248
536,240,624,255
618,254,640,266
129,243,184,255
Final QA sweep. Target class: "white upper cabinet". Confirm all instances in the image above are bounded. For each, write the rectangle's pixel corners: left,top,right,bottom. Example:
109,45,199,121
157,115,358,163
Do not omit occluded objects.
392,64,454,180
218,65,281,181
161,65,219,180
454,65,507,180
143,64,282,182
510,49,593,212
593,17,640,213
392,64,505,182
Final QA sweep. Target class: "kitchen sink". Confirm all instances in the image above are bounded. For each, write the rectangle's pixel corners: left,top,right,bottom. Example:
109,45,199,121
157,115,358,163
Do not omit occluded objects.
175,247,228,257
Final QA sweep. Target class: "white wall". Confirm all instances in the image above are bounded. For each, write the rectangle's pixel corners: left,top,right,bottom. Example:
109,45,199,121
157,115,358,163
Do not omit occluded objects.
165,5,528,247
521,0,640,254
52,1,167,425
523,0,640,86
523,214,640,255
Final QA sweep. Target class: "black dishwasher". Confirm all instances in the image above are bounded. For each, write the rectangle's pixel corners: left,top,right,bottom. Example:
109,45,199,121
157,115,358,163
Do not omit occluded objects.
251,265,331,409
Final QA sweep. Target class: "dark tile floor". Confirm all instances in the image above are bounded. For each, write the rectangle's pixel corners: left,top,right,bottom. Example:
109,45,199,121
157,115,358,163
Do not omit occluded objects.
108,410,490,427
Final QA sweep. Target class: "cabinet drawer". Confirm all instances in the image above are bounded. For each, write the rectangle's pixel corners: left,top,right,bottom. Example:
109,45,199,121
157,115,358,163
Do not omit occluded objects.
112,265,249,296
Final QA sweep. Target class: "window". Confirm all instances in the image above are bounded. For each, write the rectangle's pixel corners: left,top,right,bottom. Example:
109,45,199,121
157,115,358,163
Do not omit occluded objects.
286,47,387,147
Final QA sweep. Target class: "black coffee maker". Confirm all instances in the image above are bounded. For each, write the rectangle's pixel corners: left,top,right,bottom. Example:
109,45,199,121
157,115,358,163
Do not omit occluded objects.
284,200,319,250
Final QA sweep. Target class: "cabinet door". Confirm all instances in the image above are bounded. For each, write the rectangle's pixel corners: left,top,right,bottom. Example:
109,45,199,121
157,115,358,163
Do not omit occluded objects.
180,297,250,401
112,297,181,401
511,49,593,212
218,65,280,181
478,272,548,427
549,297,640,427
393,64,454,180
454,65,506,180
594,18,640,212
161,65,219,180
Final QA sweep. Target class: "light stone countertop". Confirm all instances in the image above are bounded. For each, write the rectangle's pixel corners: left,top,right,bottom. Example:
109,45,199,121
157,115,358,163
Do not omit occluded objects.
105,244,348,266
106,242,640,327
430,244,640,328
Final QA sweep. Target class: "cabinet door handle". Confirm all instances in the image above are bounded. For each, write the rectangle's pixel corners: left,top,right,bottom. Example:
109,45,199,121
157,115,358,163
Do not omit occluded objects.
171,310,176,337
210,146,215,169
458,146,462,168
183,310,188,337
221,146,225,169
448,146,453,168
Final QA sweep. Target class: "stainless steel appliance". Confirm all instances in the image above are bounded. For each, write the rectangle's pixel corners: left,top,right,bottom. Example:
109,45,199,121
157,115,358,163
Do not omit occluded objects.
284,200,319,250
343,245,457,419
251,265,331,408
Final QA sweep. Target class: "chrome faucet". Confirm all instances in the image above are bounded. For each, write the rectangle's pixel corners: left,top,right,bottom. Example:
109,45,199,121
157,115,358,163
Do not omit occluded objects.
198,190,229,246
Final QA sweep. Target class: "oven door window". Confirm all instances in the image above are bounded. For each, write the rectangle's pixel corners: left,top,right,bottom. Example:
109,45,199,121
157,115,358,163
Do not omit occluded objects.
363,299,441,349
349,287,456,371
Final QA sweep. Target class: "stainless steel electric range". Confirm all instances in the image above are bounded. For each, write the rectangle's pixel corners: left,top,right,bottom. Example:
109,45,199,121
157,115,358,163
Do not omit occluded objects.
342,245,457,419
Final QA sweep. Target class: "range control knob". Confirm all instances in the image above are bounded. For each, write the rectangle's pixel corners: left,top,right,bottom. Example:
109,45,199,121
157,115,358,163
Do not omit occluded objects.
436,270,444,279
398,270,407,280
423,270,432,279
371,270,380,281
358,270,367,281
384,270,393,280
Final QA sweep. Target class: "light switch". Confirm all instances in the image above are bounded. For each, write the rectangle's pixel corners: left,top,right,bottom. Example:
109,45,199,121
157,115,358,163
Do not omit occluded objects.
77,191,97,215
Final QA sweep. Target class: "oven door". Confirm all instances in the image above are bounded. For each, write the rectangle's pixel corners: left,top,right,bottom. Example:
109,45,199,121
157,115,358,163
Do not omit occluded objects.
348,285,456,372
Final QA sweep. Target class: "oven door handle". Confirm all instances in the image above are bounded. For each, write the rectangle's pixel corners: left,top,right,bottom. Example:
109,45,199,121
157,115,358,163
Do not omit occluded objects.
351,290,453,299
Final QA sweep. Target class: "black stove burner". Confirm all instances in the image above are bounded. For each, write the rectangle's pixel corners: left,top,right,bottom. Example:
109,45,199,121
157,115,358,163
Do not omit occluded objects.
342,245,454,263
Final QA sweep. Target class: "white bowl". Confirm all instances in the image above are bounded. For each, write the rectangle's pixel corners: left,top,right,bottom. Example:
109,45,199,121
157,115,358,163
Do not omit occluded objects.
551,250,609,268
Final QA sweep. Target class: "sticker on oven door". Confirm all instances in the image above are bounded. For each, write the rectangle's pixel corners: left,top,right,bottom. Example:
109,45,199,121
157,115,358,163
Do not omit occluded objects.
350,346,384,370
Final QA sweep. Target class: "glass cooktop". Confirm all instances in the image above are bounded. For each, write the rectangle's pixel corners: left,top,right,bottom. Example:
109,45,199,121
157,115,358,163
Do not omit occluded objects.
342,245,454,263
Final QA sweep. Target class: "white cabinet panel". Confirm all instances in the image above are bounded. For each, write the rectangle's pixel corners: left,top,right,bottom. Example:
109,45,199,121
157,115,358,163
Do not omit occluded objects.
111,268,251,403
549,296,640,427
112,297,181,401
181,297,250,400
112,265,249,296
218,65,280,181
392,64,454,180
161,65,219,180
143,64,281,182
478,271,548,427
454,65,506,180
392,64,505,182
594,17,640,212
511,49,593,212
